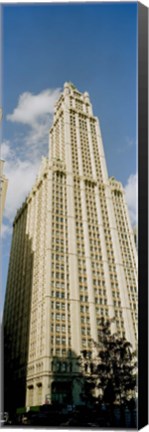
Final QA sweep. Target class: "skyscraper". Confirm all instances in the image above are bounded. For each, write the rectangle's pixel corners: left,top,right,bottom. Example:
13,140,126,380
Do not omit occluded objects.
3,82,137,410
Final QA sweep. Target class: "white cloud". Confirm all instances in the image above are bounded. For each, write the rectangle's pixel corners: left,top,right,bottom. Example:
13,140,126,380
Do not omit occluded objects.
0,141,12,159
2,146,40,222
1,87,61,231
22,115,50,157
1,223,12,238
6,88,61,159
7,89,61,126
125,173,138,227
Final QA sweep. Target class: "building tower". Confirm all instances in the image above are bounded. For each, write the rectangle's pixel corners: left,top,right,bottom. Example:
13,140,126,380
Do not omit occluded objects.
3,82,138,410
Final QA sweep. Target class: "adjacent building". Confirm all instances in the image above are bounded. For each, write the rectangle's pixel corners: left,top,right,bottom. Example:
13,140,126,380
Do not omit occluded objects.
3,82,138,411
0,110,8,226
0,160,8,227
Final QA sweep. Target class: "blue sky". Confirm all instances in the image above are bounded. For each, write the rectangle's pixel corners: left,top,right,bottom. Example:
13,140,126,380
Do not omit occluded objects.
1,2,138,312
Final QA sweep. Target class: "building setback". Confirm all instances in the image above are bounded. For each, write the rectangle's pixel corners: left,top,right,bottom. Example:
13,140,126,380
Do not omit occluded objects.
3,82,138,411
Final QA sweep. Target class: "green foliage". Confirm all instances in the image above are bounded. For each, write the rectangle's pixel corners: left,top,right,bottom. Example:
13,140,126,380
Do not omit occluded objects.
78,317,137,406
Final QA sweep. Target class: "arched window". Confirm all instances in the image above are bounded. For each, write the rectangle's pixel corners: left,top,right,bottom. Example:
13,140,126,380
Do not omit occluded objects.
36,382,42,405
84,363,88,373
27,385,34,407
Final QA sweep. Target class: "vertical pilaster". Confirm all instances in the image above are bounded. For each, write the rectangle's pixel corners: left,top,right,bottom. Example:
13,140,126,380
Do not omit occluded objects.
80,180,98,342
64,99,82,355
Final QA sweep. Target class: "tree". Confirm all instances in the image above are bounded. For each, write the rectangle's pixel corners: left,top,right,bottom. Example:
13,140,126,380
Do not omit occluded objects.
78,317,137,409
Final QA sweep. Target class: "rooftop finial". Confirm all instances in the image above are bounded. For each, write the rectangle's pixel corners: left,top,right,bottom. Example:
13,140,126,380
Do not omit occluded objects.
68,82,76,90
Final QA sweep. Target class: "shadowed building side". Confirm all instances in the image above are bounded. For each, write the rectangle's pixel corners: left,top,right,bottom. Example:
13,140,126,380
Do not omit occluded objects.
3,83,138,410
3,204,34,414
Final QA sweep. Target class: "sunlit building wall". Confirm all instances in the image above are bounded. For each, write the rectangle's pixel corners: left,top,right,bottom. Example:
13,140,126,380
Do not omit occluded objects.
3,83,138,409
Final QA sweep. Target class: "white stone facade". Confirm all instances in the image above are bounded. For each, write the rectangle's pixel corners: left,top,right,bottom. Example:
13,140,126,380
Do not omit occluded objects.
4,83,138,409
